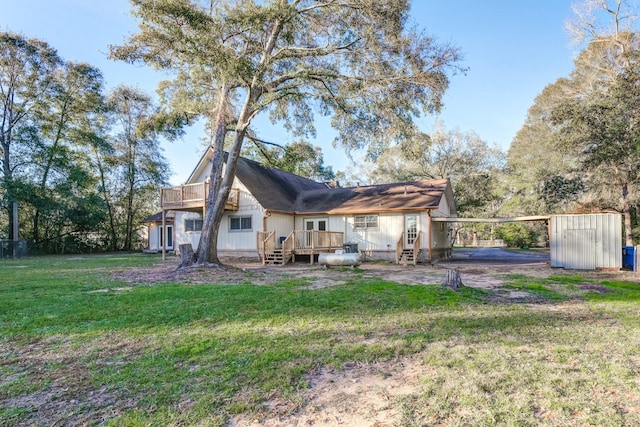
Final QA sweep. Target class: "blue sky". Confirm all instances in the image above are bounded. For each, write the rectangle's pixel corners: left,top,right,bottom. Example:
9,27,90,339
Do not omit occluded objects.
3,1,577,185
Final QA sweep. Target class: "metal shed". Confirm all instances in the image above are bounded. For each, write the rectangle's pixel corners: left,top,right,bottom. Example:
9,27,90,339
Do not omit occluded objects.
550,213,622,270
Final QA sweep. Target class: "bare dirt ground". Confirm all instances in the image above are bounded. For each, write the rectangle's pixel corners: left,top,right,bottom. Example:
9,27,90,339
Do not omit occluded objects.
106,251,639,427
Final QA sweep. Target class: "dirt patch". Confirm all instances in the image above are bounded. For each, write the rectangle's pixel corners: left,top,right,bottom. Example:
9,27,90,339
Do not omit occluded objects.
576,282,615,293
232,357,428,427
1,334,144,426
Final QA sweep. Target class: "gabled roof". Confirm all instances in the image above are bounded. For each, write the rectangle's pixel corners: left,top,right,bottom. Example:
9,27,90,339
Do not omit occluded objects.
235,156,328,213
187,148,456,215
293,179,454,214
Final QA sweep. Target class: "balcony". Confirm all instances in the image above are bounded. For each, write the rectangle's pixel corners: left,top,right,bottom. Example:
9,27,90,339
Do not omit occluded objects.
160,182,239,212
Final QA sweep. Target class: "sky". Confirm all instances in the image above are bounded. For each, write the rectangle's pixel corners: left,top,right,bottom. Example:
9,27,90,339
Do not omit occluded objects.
2,0,577,185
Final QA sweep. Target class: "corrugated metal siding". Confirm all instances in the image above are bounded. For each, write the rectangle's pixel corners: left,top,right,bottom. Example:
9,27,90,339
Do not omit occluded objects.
551,214,622,269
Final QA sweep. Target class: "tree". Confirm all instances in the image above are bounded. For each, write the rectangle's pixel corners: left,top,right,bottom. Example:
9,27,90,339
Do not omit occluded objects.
556,0,640,244
26,61,106,249
506,78,585,215
242,139,335,181
370,124,506,217
0,32,61,241
111,0,464,265
105,85,170,251
552,59,640,245
508,0,640,243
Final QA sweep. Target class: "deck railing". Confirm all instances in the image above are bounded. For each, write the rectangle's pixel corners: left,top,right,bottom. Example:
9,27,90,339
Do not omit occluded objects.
160,182,239,211
257,231,275,264
396,232,404,264
412,233,421,265
293,230,344,251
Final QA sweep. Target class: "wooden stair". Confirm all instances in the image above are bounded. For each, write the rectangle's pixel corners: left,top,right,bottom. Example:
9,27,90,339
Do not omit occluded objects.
263,249,292,266
399,249,416,265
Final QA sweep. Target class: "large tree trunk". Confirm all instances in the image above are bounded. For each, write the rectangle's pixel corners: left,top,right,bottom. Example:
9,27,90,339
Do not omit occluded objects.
193,19,283,267
193,84,231,266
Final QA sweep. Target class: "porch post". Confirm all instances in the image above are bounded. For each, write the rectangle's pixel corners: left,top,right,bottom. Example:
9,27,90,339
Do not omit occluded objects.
161,210,166,261
427,210,432,261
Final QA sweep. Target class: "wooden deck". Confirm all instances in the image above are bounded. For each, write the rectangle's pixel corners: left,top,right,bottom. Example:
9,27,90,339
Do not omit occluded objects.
258,230,344,265
160,182,239,211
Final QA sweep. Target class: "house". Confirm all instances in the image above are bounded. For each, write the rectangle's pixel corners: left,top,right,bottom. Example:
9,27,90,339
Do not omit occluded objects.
154,148,457,265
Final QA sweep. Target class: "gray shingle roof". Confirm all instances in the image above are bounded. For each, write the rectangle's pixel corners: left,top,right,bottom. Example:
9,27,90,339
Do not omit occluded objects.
190,150,454,215
235,156,328,213
293,179,451,214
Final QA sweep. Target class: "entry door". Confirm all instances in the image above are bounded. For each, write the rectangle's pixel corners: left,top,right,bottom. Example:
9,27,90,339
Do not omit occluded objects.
305,219,327,231
305,219,327,246
404,215,418,249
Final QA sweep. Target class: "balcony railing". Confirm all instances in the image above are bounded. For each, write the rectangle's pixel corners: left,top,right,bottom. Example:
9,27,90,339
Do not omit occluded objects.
160,182,239,211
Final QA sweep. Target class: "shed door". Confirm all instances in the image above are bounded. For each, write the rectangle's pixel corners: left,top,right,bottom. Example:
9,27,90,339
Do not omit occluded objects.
564,229,595,270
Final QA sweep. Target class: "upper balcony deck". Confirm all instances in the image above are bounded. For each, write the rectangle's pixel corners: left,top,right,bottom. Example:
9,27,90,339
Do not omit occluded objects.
160,182,239,212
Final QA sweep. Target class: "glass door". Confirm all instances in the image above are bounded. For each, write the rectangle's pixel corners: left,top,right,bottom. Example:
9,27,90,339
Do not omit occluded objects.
404,215,418,249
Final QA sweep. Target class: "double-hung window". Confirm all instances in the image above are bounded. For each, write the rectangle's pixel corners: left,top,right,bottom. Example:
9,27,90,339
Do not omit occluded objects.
185,218,203,232
354,214,379,229
229,216,252,231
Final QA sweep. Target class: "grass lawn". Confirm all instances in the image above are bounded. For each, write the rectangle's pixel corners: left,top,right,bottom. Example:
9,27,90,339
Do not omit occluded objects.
1,254,640,426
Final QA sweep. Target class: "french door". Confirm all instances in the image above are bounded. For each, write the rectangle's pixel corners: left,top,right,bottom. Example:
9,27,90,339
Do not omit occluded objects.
404,215,418,249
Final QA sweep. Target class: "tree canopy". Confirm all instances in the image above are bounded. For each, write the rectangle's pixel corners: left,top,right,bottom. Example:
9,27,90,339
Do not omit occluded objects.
0,31,170,253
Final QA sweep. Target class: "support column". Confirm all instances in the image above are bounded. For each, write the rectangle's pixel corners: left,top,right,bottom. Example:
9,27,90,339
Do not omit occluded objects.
161,210,166,261
427,210,432,261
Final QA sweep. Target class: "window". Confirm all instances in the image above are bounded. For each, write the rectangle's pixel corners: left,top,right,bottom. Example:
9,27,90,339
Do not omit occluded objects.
185,219,203,232
230,216,252,231
354,215,379,229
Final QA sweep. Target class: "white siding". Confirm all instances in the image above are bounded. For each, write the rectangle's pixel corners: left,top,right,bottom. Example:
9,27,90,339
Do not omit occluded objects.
173,177,267,255
345,212,405,252
267,212,295,244
432,194,451,217
550,214,621,269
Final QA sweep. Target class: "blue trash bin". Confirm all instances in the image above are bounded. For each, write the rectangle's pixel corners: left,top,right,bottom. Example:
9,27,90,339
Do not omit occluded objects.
622,246,635,270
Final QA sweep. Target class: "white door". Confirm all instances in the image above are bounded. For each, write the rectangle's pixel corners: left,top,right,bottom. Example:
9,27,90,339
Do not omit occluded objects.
160,225,174,250
304,219,327,246
305,219,327,231
404,215,418,249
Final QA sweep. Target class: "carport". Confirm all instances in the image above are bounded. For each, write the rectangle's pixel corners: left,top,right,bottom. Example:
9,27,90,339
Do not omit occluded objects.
432,213,622,270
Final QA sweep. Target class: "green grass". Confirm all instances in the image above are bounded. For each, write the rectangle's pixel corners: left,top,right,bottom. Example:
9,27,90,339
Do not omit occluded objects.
1,254,640,426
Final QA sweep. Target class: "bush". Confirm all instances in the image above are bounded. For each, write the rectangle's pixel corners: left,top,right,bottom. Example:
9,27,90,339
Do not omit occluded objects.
497,223,536,248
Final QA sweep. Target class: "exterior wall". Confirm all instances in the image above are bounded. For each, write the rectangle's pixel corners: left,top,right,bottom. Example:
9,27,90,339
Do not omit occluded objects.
267,212,295,247
146,222,174,252
550,213,622,270
428,194,455,261
173,178,266,257
345,212,404,261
